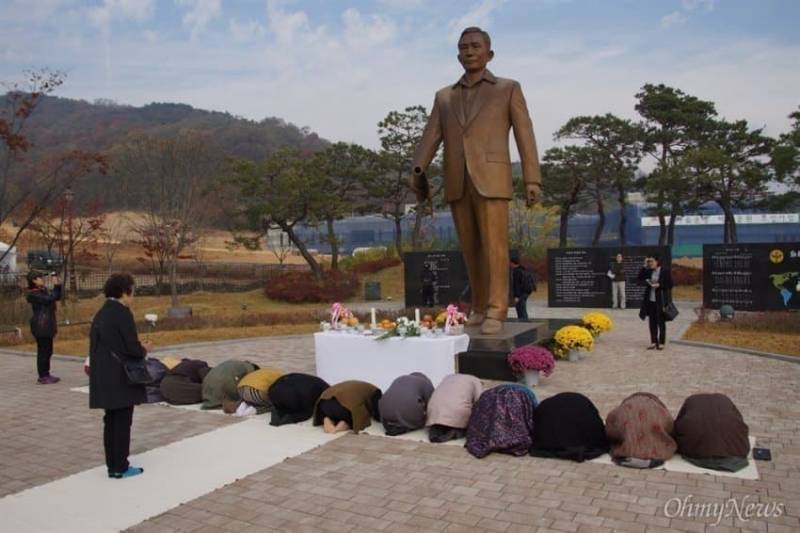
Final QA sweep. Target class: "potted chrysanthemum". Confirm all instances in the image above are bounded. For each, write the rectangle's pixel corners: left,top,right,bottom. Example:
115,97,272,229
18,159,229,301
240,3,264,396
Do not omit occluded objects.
582,312,614,338
553,325,594,361
507,345,555,387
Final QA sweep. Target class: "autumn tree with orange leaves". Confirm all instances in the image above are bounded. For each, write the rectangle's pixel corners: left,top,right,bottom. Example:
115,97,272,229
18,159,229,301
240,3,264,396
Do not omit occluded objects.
0,70,106,264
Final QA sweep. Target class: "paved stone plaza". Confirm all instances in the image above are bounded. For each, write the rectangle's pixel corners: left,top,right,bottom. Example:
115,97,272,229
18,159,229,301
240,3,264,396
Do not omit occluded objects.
1,303,798,532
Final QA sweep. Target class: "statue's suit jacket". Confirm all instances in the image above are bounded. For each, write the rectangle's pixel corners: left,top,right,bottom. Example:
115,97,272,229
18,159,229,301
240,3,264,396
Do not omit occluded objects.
412,70,541,202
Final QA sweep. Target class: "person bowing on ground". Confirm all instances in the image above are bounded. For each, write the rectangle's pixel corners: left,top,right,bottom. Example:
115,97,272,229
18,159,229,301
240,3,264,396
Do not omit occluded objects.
426,373,483,443
379,373,434,436
314,380,382,433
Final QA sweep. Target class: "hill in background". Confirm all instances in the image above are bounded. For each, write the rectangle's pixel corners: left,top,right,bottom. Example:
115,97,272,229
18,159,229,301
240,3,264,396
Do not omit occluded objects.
3,94,328,210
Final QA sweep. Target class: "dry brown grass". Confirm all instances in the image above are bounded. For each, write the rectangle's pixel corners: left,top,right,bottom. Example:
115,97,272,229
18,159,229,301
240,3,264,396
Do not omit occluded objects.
357,264,404,302
684,318,800,357
14,323,319,357
47,290,327,326
673,257,703,269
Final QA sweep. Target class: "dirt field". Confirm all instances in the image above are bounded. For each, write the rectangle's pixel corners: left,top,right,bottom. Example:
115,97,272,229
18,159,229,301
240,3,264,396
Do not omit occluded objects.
2,212,319,268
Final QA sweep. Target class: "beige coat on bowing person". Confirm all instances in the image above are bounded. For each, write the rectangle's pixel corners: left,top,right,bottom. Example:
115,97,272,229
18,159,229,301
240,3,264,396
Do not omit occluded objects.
426,374,483,429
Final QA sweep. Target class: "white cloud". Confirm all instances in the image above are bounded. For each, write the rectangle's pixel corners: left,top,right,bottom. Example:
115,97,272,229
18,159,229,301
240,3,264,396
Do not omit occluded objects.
377,0,425,9
89,0,153,32
143,29,158,43
2,0,798,164
176,0,222,39
342,8,396,48
660,11,687,28
229,18,266,43
661,0,714,30
447,0,507,41
265,0,325,46
681,0,715,12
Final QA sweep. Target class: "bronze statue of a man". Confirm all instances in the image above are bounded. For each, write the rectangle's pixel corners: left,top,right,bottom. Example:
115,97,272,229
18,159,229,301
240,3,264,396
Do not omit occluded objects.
411,26,542,334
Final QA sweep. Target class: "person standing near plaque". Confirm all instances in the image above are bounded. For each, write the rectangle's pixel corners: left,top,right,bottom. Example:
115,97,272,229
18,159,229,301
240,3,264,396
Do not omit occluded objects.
511,256,534,320
638,256,673,350
420,262,436,307
411,26,542,335
608,253,627,309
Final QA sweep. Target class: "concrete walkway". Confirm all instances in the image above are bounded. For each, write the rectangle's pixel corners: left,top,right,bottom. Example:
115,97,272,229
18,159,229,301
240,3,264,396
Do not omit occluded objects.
1,302,798,532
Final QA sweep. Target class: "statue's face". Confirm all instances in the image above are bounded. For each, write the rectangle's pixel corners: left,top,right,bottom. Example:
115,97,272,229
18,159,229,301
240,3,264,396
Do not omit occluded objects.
458,32,492,72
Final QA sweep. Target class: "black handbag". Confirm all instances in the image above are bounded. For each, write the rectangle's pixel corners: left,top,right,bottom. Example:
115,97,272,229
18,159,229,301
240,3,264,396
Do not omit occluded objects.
111,351,153,385
663,289,679,322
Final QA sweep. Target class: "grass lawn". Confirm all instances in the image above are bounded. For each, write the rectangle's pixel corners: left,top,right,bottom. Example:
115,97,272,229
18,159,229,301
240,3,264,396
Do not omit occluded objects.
6,267,407,357
13,323,320,357
683,316,800,357
5,263,706,356
51,290,324,326
356,264,404,302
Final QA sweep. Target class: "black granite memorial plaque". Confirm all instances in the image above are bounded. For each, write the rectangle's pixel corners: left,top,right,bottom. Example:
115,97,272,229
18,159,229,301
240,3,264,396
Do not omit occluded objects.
403,251,469,307
547,246,671,308
703,242,800,311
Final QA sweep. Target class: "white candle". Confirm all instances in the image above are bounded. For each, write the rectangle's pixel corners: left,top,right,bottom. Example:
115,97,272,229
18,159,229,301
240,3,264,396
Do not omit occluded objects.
370,308,377,329
415,308,421,325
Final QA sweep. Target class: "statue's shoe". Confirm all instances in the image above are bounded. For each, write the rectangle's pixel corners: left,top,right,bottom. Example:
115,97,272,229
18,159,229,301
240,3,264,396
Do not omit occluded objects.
480,318,503,335
466,312,485,326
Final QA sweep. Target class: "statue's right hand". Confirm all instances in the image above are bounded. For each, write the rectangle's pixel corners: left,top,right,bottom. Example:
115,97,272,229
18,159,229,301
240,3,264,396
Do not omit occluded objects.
411,181,430,203
411,171,430,202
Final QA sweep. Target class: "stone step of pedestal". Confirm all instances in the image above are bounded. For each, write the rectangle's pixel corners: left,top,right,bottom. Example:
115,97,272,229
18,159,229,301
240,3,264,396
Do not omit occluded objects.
457,318,581,381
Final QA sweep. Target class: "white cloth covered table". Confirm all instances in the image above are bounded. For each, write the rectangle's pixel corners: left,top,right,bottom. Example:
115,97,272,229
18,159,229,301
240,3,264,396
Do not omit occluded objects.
314,332,470,391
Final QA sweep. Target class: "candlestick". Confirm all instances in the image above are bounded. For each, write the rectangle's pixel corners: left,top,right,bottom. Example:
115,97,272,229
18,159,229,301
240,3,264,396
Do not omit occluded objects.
370,308,377,329
415,308,421,325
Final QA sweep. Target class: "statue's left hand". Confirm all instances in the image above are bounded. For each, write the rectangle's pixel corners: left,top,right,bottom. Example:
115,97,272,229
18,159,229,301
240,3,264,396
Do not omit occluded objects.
525,183,541,207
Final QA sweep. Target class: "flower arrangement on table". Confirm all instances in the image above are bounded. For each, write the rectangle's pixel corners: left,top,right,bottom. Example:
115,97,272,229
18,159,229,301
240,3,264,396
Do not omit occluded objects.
552,325,594,359
435,304,467,335
507,345,555,377
375,316,422,340
582,312,613,337
320,302,359,331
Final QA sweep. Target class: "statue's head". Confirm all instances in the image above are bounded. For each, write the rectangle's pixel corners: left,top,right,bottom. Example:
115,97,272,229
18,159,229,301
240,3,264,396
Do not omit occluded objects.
458,26,493,73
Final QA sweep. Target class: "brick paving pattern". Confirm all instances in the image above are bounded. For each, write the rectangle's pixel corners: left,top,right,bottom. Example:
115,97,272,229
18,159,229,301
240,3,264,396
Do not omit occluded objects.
3,303,799,531
0,335,315,498
129,305,800,532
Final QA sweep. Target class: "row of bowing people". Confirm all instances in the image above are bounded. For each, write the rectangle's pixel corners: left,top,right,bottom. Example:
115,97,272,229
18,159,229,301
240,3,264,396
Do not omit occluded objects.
143,357,750,473
268,372,751,473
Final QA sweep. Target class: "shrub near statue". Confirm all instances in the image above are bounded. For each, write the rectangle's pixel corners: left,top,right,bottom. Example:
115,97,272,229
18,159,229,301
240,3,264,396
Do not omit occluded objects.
411,26,542,335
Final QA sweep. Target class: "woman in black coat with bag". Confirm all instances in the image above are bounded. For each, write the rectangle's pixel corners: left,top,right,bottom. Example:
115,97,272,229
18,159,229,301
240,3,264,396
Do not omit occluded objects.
638,256,674,351
89,273,152,479
26,271,62,384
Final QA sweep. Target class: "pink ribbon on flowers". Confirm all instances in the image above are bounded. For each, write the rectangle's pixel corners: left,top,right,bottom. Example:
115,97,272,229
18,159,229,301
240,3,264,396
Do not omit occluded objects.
331,302,344,328
445,304,459,333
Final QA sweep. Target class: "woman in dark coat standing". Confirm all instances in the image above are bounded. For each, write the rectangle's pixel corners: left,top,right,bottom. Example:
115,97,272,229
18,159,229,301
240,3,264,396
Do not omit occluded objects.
89,273,151,479
638,256,673,350
26,271,62,384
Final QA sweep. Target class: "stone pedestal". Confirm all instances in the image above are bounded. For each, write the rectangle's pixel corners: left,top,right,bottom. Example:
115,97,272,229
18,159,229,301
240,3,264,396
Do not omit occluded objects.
456,318,578,381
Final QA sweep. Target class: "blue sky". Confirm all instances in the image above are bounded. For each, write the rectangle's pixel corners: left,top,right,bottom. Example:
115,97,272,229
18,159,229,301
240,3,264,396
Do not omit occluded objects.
1,0,798,152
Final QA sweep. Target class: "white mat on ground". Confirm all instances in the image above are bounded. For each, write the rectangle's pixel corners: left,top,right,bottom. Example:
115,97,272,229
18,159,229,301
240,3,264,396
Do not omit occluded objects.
361,423,759,479
70,386,228,415
589,436,759,480
69,386,760,480
360,423,465,446
0,419,340,533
